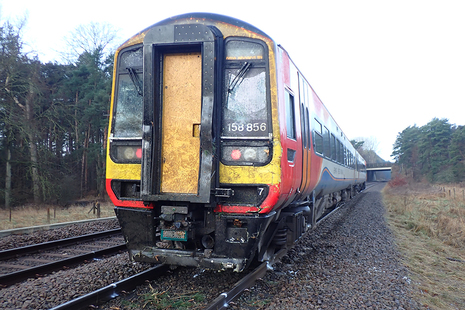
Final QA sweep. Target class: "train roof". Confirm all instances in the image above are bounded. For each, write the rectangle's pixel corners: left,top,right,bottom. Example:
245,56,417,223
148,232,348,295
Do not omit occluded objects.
121,12,273,48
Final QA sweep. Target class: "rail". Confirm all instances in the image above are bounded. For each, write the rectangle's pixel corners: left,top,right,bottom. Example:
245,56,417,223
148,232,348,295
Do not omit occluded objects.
49,265,169,310
0,229,124,286
0,228,121,260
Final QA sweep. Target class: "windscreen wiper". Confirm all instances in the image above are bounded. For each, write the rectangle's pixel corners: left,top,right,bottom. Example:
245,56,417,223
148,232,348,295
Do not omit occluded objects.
126,67,143,96
228,62,252,93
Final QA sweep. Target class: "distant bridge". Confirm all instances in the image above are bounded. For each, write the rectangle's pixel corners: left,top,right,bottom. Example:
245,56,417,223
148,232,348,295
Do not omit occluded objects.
366,163,392,182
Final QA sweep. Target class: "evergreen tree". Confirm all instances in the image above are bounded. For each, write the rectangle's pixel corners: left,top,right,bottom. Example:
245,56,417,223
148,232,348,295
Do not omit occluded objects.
391,125,421,179
418,118,452,182
0,19,42,205
449,125,465,182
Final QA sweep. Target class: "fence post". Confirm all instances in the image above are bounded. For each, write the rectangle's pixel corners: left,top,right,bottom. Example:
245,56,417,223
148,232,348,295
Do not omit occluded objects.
96,201,101,218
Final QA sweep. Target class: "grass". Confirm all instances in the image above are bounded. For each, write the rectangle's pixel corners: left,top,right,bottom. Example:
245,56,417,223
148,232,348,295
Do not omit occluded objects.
136,284,205,309
383,178,465,309
0,201,116,230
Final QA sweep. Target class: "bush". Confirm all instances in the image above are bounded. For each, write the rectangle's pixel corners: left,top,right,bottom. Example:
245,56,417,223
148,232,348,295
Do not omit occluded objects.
387,175,408,187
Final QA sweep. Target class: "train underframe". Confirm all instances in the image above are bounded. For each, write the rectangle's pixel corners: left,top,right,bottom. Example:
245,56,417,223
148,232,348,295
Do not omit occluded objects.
115,183,365,272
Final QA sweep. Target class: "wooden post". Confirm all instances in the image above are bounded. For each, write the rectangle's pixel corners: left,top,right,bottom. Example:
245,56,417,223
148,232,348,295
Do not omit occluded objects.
47,208,50,224
96,201,101,218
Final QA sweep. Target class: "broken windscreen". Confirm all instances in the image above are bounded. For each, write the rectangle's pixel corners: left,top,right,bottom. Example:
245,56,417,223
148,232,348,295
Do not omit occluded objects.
113,47,143,138
222,40,269,138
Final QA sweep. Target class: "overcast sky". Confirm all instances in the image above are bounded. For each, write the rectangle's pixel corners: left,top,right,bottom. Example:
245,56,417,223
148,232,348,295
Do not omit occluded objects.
2,0,464,161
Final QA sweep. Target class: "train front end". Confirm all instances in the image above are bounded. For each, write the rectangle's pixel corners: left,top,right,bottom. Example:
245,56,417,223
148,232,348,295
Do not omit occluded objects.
105,14,282,272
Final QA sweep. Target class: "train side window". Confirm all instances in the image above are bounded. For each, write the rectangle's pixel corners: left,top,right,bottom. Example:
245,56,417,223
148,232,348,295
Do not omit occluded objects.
338,140,343,164
344,146,347,166
313,119,323,154
331,134,336,161
323,127,330,158
285,91,296,140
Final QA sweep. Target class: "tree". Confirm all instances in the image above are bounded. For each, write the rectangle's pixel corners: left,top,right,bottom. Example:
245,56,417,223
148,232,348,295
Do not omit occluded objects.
60,22,119,65
351,139,364,151
0,18,43,205
449,125,465,182
352,137,385,164
391,125,421,179
418,118,452,182
0,15,118,207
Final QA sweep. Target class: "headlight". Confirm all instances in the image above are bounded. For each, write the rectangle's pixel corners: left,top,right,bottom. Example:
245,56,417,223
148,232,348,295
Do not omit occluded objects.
222,146,270,165
115,146,142,162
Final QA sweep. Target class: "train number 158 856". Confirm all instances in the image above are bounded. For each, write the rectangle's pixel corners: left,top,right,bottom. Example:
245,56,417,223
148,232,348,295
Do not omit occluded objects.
227,122,267,132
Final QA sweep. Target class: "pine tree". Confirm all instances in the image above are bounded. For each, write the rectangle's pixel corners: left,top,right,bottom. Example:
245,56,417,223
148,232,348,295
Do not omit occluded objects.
418,118,452,182
449,125,465,182
391,125,421,179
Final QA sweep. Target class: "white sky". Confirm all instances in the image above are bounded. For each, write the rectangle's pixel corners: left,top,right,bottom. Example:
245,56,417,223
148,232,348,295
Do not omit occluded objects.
2,0,464,161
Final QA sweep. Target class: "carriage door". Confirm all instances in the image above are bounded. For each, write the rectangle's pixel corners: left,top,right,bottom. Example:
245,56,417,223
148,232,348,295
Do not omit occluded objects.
161,52,201,194
140,25,222,204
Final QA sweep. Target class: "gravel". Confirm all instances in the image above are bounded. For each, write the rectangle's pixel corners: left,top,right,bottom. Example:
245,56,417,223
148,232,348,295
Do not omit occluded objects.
0,183,421,309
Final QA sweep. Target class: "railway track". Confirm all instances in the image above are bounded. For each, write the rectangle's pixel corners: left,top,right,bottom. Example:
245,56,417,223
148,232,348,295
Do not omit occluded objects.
52,197,351,309
49,264,169,310
0,229,125,287
22,190,370,309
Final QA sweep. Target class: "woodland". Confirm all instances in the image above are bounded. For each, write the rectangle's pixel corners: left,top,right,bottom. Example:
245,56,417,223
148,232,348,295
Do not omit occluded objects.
0,19,116,208
391,118,465,183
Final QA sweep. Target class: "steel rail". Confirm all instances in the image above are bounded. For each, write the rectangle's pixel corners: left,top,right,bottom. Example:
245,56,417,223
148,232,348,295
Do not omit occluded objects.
0,228,121,261
49,264,169,310
204,262,268,310
0,244,127,286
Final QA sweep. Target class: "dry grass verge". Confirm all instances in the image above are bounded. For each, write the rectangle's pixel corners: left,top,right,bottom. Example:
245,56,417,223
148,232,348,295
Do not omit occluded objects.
383,179,465,309
0,201,116,230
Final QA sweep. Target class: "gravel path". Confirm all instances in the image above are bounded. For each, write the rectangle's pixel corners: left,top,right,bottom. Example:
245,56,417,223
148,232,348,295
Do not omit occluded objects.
0,183,421,309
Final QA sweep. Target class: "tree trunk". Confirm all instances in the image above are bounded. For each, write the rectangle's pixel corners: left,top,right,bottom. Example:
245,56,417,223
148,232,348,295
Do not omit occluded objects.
25,79,41,204
81,123,91,197
75,91,79,150
5,144,12,208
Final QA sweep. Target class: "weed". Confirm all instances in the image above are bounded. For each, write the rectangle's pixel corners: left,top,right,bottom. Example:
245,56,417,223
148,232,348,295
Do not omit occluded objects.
383,181,465,309
140,284,205,309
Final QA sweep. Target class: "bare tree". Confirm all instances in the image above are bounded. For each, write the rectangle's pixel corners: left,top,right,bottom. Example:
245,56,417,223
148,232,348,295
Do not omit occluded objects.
60,21,119,64
353,136,384,164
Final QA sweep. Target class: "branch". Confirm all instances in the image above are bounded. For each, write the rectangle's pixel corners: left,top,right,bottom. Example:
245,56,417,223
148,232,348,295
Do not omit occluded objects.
4,75,26,111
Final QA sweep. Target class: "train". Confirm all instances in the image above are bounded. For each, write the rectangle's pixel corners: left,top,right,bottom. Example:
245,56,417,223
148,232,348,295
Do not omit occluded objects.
106,13,366,272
